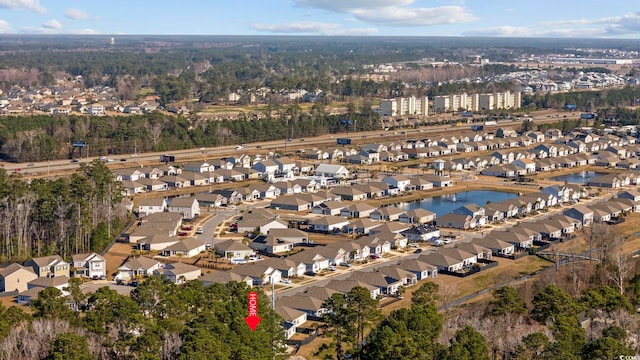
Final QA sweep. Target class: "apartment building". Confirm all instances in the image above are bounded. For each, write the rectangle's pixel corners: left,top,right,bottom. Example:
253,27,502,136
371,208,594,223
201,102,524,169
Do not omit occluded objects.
380,96,428,117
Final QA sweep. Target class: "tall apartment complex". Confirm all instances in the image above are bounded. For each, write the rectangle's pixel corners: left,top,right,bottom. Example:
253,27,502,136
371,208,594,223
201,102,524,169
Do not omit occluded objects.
432,91,521,112
380,96,429,117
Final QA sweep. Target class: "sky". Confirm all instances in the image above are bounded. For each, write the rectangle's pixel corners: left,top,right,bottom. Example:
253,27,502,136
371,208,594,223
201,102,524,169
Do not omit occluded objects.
0,0,639,38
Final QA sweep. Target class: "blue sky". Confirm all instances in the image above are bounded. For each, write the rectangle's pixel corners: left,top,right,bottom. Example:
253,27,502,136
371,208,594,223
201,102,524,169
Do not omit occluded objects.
0,0,639,37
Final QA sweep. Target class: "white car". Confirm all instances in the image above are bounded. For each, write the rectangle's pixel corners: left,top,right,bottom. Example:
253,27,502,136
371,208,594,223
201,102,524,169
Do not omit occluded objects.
235,145,244,150
409,243,420,248
280,278,292,284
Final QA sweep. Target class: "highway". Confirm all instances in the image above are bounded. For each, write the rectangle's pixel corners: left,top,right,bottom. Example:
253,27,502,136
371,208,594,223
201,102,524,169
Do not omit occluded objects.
0,109,574,178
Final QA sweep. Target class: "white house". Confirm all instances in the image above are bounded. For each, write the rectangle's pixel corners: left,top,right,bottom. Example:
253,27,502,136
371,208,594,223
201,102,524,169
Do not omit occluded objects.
168,198,200,220
71,253,106,279
315,164,350,178
382,175,412,192
137,198,167,217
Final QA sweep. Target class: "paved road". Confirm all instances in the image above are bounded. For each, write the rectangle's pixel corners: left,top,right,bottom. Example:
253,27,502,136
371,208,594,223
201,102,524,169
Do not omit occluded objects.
197,200,271,245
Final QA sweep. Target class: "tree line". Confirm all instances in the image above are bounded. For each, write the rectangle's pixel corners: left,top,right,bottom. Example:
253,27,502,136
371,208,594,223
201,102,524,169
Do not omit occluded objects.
0,110,381,162
0,161,126,263
314,279,640,360
0,278,285,360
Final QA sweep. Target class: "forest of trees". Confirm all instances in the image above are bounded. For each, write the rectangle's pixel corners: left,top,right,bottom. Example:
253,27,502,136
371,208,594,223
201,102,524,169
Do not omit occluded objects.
0,108,382,162
0,161,126,263
2,271,640,359
0,279,285,360
310,279,640,360
523,86,640,120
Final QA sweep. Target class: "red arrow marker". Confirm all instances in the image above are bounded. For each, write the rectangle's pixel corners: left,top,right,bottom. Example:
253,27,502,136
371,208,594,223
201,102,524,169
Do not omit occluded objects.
244,291,262,331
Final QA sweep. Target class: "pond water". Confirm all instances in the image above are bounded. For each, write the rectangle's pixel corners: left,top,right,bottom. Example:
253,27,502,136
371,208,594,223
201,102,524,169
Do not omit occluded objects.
549,171,607,184
396,190,519,217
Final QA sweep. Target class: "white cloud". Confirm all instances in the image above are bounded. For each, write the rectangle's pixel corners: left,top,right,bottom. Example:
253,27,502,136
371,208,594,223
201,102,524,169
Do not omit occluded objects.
531,12,640,37
351,5,475,27
65,8,91,20
0,0,45,13
462,26,605,38
42,19,61,30
20,26,98,34
606,12,640,35
251,21,377,35
294,0,413,12
0,19,12,33
294,0,475,27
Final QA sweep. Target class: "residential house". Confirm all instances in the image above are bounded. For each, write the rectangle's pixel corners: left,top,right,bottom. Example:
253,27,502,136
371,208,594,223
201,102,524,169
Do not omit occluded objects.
0,264,37,293
249,235,294,254
399,208,437,224
382,175,412,192
273,157,297,174
435,213,475,229
309,216,349,233
71,253,106,279
136,234,179,251
395,259,437,280
262,258,306,278
277,305,308,340
312,201,344,216
183,161,214,173
400,225,441,242
270,195,312,211
563,205,595,226
340,203,377,218
161,238,207,258
200,270,253,287
315,164,350,178
331,187,367,201
268,228,309,245
254,183,281,199
25,255,70,278
288,251,330,273
347,271,403,295
180,171,209,187
473,237,515,256
115,257,163,281
168,197,200,220
253,160,279,175
236,217,288,234
137,178,169,192
194,192,227,208
27,276,70,296
212,189,244,204
418,252,464,272
137,198,167,217
344,218,382,235
215,240,256,260
154,262,201,284
370,206,406,221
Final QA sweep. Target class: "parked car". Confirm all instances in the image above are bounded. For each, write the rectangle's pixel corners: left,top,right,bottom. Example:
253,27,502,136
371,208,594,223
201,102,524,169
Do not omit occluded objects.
414,248,423,254
71,159,79,163
196,228,204,234
178,232,189,237
339,262,351,267
370,254,381,259
409,243,420,248
280,278,292,284
304,271,317,277
328,265,336,271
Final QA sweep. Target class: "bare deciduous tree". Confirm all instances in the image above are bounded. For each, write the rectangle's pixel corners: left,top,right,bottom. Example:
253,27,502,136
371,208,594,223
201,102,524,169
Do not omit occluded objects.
607,237,633,295
145,121,165,148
